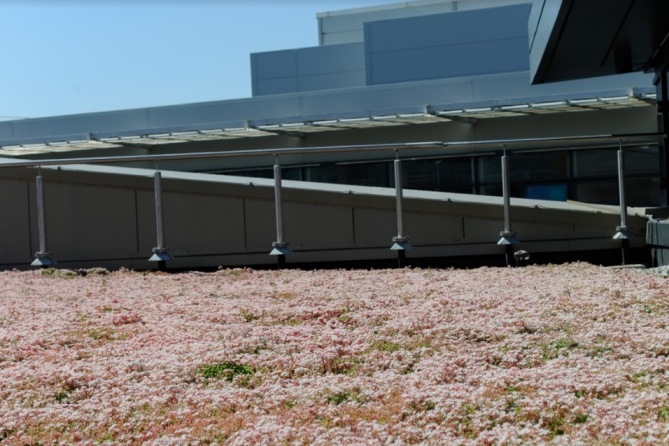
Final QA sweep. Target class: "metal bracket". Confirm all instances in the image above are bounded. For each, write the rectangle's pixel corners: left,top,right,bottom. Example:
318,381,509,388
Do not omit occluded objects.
31,251,56,267
497,231,519,245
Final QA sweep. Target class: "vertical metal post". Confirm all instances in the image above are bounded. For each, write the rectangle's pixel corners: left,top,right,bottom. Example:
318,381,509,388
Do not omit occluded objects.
497,149,518,266
149,169,173,267
655,67,669,208
613,142,632,264
269,160,291,266
390,156,411,267
31,168,56,267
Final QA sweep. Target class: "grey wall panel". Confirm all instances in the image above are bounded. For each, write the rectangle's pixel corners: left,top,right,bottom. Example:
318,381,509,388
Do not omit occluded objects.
252,43,365,96
243,198,275,251
298,72,366,93
354,207,396,246
145,95,304,128
251,50,298,79
43,183,139,260
463,217,504,243
405,212,464,245
284,202,355,249
9,110,150,140
162,193,247,255
365,4,532,85
0,179,31,264
365,6,529,52
136,189,156,258
368,38,530,84
318,0,530,46
253,78,300,97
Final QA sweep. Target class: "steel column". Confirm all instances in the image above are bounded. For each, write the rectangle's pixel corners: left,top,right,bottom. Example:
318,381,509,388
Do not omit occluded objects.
31,171,56,267
613,143,632,264
497,151,519,266
390,158,411,267
656,68,669,208
269,162,291,266
149,170,173,267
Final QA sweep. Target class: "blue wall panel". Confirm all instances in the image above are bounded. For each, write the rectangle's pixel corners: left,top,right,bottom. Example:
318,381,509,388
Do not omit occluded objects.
251,43,365,96
365,4,532,85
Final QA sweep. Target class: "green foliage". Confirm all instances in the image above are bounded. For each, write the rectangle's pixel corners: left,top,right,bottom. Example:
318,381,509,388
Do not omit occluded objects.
197,361,255,382
369,339,402,352
573,413,589,424
659,406,669,421
542,338,579,360
325,387,365,405
240,310,256,323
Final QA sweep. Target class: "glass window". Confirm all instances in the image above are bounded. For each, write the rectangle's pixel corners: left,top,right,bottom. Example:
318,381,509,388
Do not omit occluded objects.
478,155,501,184
625,146,660,175
510,152,569,182
573,149,618,178
526,183,568,201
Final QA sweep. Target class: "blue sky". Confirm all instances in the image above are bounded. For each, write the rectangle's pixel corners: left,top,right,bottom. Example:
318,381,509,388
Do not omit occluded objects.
0,1,392,120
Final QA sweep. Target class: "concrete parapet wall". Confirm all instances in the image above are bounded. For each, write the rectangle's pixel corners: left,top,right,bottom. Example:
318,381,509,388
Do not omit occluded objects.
0,165,648,270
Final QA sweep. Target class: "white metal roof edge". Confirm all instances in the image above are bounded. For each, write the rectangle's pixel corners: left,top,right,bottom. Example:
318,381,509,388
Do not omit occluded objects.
42,163,647,217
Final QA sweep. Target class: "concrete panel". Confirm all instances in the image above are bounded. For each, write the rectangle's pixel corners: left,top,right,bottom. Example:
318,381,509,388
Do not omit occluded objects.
164,193,246,255
463,217,505,243
41,183,139,261
514,220,574,240
354,207,397,246
136,190,247,256
405,212,464,245
0,178,31,264
136,189,157,258
243,198,275,251
283,202,355,249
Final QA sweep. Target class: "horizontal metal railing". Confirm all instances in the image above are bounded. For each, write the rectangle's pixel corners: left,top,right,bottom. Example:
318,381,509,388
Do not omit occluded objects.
0,132,662,169
0,131,662,269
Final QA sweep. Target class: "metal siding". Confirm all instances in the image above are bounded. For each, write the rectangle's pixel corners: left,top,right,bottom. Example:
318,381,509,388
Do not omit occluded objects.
318,1,527,45
252,43,365,95
365,4,532,85
368,38,531,84
8,110,150,140
254,77,300,96
252,49,298,80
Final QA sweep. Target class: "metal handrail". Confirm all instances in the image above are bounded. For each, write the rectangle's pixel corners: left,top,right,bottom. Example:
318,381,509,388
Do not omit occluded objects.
0,132,662,170
6,130,662,269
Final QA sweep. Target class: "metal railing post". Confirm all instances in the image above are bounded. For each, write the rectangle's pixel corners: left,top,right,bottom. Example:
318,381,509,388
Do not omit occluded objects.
148,169,173,268
269,160,291,267
497,149,519,266
390,156,411,267
613,141,632,264
31,168,56,267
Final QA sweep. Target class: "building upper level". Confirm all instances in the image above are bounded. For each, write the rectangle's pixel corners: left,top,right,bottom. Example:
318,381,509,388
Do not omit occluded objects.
251,0,534,96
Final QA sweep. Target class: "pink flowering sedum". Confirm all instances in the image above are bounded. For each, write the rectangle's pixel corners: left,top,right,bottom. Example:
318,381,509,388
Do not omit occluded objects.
1,263,668,444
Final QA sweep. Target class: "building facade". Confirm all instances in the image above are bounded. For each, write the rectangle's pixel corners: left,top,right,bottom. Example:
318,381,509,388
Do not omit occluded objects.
0,0,663,269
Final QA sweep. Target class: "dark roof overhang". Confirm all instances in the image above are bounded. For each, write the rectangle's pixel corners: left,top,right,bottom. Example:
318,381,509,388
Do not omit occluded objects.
530,0,669,84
